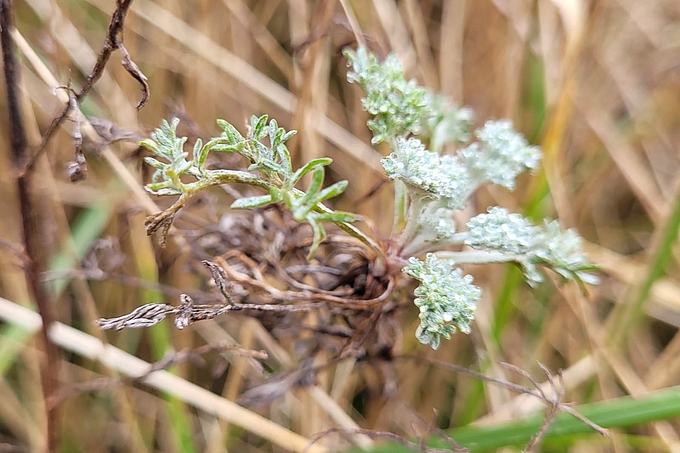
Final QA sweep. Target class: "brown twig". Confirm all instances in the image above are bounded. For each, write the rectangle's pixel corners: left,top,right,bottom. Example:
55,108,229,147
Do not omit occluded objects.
396,402,466,452
202,259,234,304
23,0,147,176
145,194,188,247
76,0,148,108
216,253,395,309
96,294,324,331
516,363,565,452
95,258,372,331
57,85,87,182
1,1,59,450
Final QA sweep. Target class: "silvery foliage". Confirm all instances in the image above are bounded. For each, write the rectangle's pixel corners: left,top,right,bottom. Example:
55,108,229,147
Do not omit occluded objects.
404,254,481,349
461,120,542,190
143,115,355,258
466,207,598,287
381,137,470,210
347,46,596,349
344,46,474,148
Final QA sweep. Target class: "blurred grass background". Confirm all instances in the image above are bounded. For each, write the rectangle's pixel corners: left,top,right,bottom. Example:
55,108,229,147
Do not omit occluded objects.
1,0,680,452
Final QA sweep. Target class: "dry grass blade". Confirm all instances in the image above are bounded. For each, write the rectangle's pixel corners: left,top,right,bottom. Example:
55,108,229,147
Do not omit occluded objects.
0,296,327,453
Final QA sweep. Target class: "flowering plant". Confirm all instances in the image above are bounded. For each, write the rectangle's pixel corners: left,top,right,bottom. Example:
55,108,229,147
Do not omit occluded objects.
345,46,597,348
100,46,597,351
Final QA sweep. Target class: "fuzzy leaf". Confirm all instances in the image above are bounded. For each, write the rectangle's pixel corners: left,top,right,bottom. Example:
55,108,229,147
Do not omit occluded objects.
309,180,349,205
144,156,166,170
289,158,333,188
230,195,275,209
217,119,244,144
307,217,326,260
251,115,269,140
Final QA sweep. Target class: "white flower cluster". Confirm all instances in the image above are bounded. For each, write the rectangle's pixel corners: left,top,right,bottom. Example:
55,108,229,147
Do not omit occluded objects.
425,208,457,240
422,93,475,153
381,137,471,210
461,120,542,190
345,47,428,144
465,207,541,254
345,47,474,146
403,253,481,349
532,220,598,285
465,208,598,287
346,47,597,350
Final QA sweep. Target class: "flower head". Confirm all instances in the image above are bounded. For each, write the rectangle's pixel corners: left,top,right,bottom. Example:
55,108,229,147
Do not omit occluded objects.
404,254,480,349
465,209,598,287
381,138,471,210
345,47,427,144
460,120,541,190
465,207,542,254
345,47,473,147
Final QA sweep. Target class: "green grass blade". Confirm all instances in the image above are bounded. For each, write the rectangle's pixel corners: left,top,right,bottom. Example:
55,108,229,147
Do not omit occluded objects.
130,224,197,453
610,188,680,345
46,198,114,297
0,325,32,377
354,385,680,452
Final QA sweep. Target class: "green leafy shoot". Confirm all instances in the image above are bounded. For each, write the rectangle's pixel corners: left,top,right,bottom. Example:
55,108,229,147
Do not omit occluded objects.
142,116,360,257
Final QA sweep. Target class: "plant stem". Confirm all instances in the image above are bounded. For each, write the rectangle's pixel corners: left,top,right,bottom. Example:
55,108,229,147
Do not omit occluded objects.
434,250,522,265
396,195,428,253
0,2,59,450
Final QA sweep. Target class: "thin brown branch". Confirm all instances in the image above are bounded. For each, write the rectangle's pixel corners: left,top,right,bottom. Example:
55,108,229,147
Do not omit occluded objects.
1,1,59,450
396,402,466,452
145,194,188,247
524,393,562,453
22,0,147,176
76,0,147,108
59,85,86,182
216,253,395,309
202,259,234,304
522,366,565,452
96,294,323,331
117,42,149,109
500,361,549,401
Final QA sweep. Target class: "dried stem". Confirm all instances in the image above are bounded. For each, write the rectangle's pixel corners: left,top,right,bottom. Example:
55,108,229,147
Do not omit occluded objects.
96,294,323,331
1,1,59,450
96,258,390,331
216,253,395,309
23,0,147,175
76,0,147,107
520,364,566,452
